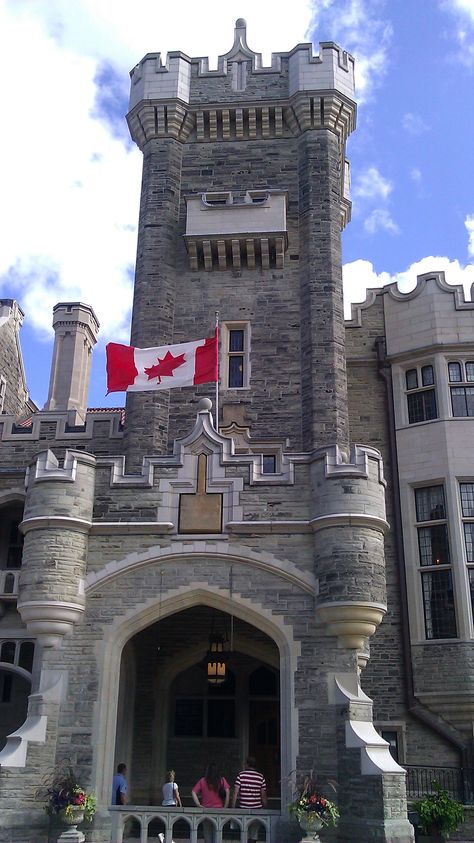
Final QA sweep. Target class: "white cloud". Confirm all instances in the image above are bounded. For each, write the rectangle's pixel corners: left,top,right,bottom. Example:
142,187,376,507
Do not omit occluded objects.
466,214,474,256
0,1,314,346
402,112,430,135
363,208,400,235
343,255,474,317
353,167,393,201
308,0,393,101
6,0,313,71
0,5,140,342
410,168,422,184
439,0,474,64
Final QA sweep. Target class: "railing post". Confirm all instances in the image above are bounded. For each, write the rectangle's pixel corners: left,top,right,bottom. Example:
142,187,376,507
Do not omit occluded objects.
140,814,148,843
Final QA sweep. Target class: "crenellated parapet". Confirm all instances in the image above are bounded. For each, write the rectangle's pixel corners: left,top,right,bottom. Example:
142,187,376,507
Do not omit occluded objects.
17,449,96,647
127,19,356,149
311,444,388,651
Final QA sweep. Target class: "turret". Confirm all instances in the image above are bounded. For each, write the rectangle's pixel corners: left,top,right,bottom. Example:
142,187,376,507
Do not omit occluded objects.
44,302,99,424
17,448,96,647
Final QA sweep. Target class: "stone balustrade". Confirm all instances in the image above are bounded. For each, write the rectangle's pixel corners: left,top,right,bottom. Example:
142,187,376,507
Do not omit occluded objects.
109,805,281,843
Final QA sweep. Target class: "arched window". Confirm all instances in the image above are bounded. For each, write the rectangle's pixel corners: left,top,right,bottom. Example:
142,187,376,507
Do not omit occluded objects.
4,573,15,594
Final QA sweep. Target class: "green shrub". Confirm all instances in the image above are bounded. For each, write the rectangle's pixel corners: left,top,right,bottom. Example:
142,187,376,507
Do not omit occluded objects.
413,783,464,835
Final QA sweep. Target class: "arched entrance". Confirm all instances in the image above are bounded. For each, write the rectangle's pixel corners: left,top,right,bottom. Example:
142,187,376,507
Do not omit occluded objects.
113,607,281,807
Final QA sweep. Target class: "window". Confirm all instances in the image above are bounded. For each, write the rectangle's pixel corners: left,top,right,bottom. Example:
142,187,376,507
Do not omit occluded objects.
262,455,277,474
0,506,24,570
406,365,437,424
448,361,474,417
173,667,236,738
222,322,250,389
460,483,474,623
414,485,457,639
381,730,400,763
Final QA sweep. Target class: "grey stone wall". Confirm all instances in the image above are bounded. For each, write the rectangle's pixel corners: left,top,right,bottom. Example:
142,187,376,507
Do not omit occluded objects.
0,304,29,418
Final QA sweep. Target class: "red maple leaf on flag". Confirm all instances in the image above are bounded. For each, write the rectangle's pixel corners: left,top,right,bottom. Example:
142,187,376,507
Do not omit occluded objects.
144,350,186,383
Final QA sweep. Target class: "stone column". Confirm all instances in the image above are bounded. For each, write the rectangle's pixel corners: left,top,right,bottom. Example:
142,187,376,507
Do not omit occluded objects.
123,133,184,468
297,111,351,452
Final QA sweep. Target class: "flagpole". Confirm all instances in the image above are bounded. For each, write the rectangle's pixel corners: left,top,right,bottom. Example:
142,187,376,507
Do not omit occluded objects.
215,310,219,431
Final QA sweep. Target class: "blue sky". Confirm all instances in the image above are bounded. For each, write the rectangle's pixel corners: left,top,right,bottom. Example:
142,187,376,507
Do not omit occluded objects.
0,0,473,409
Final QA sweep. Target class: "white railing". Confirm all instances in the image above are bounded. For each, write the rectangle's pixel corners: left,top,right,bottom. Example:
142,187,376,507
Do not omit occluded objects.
109,805,281,843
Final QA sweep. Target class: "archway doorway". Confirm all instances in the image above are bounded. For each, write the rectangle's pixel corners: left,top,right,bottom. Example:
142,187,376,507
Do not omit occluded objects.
114,606,280,807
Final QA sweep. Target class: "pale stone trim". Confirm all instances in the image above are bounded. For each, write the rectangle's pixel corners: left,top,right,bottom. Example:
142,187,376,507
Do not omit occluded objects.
316,601,387,649
91,584,300,810
334,675,406,774
17,600,85,647
0,715,47,767
20,515,92,534
25,448,95,486
227,520,310,533
0,410,124,442
90,521,174,535
109,806,279,843
85,541,316,596
309,513,390,535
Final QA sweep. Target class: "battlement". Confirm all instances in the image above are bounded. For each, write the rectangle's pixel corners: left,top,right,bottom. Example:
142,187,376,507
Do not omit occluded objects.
129,19,355,110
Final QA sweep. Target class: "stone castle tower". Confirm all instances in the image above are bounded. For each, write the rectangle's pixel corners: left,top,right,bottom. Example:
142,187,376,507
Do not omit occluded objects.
6,19,474,843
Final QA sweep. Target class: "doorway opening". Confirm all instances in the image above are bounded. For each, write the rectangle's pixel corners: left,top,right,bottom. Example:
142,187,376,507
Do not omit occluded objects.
114,606,280,807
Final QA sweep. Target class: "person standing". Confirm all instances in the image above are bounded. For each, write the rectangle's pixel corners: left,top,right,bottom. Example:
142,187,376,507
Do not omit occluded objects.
111,762,128,805
162,769,182,807
232,757,267,843
192,762,230,843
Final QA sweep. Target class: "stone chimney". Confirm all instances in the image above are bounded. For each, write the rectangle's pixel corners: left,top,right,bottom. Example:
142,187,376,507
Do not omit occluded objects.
44,302,99,424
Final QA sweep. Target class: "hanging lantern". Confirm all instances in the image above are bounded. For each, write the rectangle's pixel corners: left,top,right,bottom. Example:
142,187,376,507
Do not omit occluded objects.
206,634,227,685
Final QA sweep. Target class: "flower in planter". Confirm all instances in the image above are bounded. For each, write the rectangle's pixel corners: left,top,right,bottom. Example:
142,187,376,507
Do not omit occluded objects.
288,776,339,828
413,782,464,837
36,764,97,823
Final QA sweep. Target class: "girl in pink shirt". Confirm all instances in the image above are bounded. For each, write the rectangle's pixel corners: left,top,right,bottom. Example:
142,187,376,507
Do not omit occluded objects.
192,762,230,843
192,762,230,808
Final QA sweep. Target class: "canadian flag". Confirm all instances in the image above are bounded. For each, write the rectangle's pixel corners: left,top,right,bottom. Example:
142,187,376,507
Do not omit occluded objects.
106,331,217,393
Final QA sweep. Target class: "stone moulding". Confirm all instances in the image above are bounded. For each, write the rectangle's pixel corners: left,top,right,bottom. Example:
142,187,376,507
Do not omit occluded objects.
309,512,390,534
25,448,96,485
20,514,92,534
334,675,407,775
17,600,85,647
0,714,47,767
316,601,387,649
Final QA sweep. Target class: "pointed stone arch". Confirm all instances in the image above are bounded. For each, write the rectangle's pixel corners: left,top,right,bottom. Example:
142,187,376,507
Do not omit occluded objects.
91,580,302,809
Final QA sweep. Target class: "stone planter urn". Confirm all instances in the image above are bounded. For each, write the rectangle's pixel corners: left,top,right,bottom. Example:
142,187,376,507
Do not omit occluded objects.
57,807,85,843
299,815,324,842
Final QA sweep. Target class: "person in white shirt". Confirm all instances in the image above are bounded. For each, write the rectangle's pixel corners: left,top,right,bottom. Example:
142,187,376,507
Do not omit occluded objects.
162,769,182,807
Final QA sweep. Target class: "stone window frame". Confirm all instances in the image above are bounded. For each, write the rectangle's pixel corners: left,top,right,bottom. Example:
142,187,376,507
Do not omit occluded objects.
414,484,457,640
405,363,438,425
447,360,474,417
220,321,251,390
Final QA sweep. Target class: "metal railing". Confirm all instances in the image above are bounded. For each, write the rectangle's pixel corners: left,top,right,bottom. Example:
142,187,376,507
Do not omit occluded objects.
405,765,474,804
109,805,281,842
